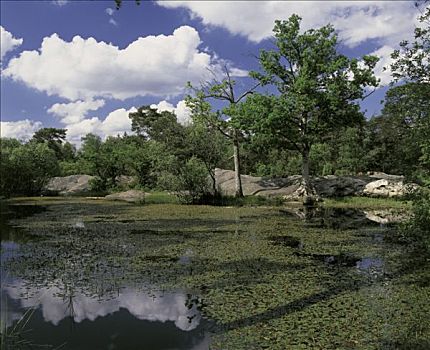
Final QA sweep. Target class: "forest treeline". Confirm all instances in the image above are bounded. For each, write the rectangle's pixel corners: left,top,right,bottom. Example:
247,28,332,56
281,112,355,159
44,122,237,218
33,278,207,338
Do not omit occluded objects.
1,12,429,202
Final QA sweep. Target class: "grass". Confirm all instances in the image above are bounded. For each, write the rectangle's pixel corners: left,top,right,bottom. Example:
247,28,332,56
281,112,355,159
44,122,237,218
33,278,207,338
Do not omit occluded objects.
322,196,412,210
145,191,180,204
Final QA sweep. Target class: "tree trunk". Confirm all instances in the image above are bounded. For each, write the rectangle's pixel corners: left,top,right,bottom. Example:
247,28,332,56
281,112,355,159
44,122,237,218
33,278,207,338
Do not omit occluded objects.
233,133,244,198
301,148,315,205
208,168,218,196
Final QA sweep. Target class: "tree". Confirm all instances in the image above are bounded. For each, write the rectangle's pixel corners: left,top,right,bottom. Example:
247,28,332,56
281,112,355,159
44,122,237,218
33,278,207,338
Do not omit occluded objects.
186,121,230,195
247,15,379,203
31,127,70,161
186,68,259,197
129,106,189,160
366,83,429,177
0,140,59,196
390,4,429,84
388,5,430,179
79,133,138,190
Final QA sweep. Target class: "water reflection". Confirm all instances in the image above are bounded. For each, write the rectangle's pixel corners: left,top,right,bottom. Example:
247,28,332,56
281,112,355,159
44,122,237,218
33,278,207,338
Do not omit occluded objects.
2,280,201,331
356,257,385,279
0,205,210,350
281,206,404,229
1,279,209,349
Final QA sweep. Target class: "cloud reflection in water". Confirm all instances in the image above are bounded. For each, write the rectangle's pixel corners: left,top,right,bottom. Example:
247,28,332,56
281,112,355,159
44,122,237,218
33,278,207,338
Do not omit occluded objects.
2,280,201,331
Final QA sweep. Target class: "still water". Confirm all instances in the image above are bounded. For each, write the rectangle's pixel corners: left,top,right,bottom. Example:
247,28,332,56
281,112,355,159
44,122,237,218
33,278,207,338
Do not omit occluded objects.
0,205,210,350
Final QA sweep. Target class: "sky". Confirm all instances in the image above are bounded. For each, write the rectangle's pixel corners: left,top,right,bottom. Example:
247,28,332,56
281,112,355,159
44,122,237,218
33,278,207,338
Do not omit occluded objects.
0,0,421,144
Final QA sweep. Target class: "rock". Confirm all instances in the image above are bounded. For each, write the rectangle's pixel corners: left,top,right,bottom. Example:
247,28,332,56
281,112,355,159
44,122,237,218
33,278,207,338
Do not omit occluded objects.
214,168,417,199
104,190,146,203
363,179,416,198
363,209,407,224
366,171,404,181
44,175,94,195
214,168,301,198
314,176,367,197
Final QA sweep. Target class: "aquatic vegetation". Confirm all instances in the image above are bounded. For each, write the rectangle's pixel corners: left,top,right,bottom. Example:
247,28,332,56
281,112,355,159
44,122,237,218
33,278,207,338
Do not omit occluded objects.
1,197,429,349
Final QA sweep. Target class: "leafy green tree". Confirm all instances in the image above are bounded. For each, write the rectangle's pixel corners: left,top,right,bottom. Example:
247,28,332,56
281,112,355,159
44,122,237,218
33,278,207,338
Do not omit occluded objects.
185,110,231,194
31,127,69,161
0,140,59,196
168,156,210,204
365,83,429,177
186,68,259,197
335,127,367,175
247,15,378,203
79,134,140,190
128,139,177,189
129,106,189,160
309,143,334,176
0,138,22,197
390,5,429,84
389,6,430,179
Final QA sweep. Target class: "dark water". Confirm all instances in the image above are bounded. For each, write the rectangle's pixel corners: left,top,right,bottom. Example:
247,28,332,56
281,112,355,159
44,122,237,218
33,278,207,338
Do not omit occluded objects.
0,205,210,350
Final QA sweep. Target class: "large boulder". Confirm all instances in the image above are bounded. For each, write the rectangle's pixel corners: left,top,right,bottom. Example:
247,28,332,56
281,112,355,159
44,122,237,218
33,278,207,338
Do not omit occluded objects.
104,190,146,203
44,175,94,195
363,179,416,198
214,168,301,197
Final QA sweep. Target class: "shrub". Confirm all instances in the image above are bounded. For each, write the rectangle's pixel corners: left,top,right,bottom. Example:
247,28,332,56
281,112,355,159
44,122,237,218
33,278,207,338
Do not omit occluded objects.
398,187,430,252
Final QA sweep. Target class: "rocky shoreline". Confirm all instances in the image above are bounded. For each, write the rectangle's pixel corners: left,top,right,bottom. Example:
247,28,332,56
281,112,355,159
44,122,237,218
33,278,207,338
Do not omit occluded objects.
43,169,417,201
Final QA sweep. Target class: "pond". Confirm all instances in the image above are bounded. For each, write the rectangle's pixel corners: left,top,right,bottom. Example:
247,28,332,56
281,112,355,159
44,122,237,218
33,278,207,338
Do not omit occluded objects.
1,198,429,349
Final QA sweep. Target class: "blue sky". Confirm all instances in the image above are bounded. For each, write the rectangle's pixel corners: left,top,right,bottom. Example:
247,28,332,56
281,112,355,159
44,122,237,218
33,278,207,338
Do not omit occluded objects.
0,0,419,143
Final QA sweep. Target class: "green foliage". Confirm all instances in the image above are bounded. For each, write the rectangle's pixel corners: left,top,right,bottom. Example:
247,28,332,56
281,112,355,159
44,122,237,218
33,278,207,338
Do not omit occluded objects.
1,13,428,202
186,67,260,198
365,83,430,177
398,187,430,252
30,127,74,161
310,143,333,176
129,106,189,159
185,121,230,192
0,139,60,196
244,14,378,194
79,134,139,190
144,191,179,205
163,156,210,204
390,5,429,83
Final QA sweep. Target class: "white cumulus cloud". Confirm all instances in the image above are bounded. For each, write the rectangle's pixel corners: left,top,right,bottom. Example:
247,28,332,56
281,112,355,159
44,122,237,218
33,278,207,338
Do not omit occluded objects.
64,107,136,145
369,45,395,86
157,1,417,47
3,26,238,101
0,119,42,140
48,99,106,124
157,1,417,90
51,0,68,6
4,280,202,331
0,26,23,60
151,100,192,126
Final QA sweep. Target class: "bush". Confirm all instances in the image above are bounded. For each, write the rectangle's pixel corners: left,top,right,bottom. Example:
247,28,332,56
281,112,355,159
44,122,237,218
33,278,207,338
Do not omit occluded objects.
398,187,430,252
159,157,210,204
1,140,60,196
